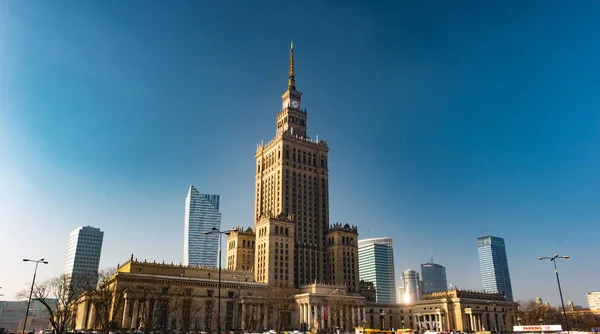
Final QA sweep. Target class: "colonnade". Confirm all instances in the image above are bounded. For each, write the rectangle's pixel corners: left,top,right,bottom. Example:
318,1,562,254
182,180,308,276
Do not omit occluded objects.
414,313,445,332
298,302,365,331
464,312,504,332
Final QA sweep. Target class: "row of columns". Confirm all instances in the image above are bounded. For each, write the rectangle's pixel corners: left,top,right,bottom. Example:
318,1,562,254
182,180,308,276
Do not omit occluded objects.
298,302,365,331
414,313,444,332
465,313,503,332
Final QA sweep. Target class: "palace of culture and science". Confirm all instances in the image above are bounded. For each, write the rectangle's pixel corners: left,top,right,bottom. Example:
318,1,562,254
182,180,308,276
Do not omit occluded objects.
72,44,517,334
226,43,360,293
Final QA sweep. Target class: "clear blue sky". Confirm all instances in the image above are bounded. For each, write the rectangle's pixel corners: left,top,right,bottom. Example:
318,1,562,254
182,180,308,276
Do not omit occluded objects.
1,1,599,307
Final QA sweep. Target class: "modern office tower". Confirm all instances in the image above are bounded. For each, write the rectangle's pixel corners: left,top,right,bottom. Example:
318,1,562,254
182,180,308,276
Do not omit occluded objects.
253,42,330,288
421,262,448,293
477,235,514,302
184,185,222,267
226,227,256,271
399,269,422,304
358,237,396,303
588,292,600,310
63,226,104,286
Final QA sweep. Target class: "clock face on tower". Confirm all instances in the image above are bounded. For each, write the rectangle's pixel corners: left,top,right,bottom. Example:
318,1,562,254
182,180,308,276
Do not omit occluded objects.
291,100,299,108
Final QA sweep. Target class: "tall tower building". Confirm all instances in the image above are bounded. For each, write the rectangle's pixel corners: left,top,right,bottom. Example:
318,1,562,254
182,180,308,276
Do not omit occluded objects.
421,262,448,293
399,269,422,304
477,235,514,302
358,237,396,303
325,223,359,292
254,43,330,287
63,226,104,284
184,185,222,267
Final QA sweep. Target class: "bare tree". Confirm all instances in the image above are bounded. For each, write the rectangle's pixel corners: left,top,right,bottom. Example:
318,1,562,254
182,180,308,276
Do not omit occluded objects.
170,288,203,333
242,303,263,333
263,288,296,333
130,285,174,334
79,269,129,334
328,293,346,331
19,275,81,334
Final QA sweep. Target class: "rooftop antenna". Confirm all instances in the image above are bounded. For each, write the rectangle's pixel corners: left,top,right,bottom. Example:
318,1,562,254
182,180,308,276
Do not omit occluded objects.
430,249,434,264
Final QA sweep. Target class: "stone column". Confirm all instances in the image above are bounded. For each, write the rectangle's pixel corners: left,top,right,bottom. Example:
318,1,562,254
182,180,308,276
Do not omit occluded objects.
89,304,97,329
301,303,305,324
80,300,89,330
307,304,312,330
241,303,246,330
121,298,129,329
263,304,268,330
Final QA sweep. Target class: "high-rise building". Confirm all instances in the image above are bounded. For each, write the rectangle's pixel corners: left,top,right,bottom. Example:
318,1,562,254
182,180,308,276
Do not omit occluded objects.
184,185,222,267
358,237,396,303
477,235,514,302
399,269,422,304
588,291,600,311
251,42,361,289
421,262,448,293
63,226,104,284
326,223,359,292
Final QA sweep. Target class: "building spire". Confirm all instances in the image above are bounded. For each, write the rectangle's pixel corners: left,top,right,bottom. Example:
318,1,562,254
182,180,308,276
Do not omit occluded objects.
288,41,296,90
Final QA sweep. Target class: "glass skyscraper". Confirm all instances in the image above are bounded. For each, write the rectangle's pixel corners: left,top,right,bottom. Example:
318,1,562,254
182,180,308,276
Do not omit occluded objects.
477,235,514,302
63,225,104,285
358,237,396,303
184,185,222,267
421,262,448,293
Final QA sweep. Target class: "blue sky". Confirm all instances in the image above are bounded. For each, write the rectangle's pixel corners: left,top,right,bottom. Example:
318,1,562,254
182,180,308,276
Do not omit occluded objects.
1,1,599,306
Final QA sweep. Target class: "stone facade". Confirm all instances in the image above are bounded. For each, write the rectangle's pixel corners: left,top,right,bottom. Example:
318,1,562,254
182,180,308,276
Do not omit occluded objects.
253,43,332,288
226,227,256,272
325,223,359,293
363,289,518,332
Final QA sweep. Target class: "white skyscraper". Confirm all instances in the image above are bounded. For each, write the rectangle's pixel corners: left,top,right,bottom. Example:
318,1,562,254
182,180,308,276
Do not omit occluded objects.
588,292,600,311
184,185,222,267
399,269,422,304
63,226,104,283
358,237,396,303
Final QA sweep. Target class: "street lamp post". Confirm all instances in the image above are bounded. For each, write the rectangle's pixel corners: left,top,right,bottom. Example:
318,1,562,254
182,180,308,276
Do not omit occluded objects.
205,227,236,334
22,258,48,334
538,254,571,334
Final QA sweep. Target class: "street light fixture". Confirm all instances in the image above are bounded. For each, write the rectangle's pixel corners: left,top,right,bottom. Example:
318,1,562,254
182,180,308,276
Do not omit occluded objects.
538,254,570,334
204,227,237,334
23,258,48,334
